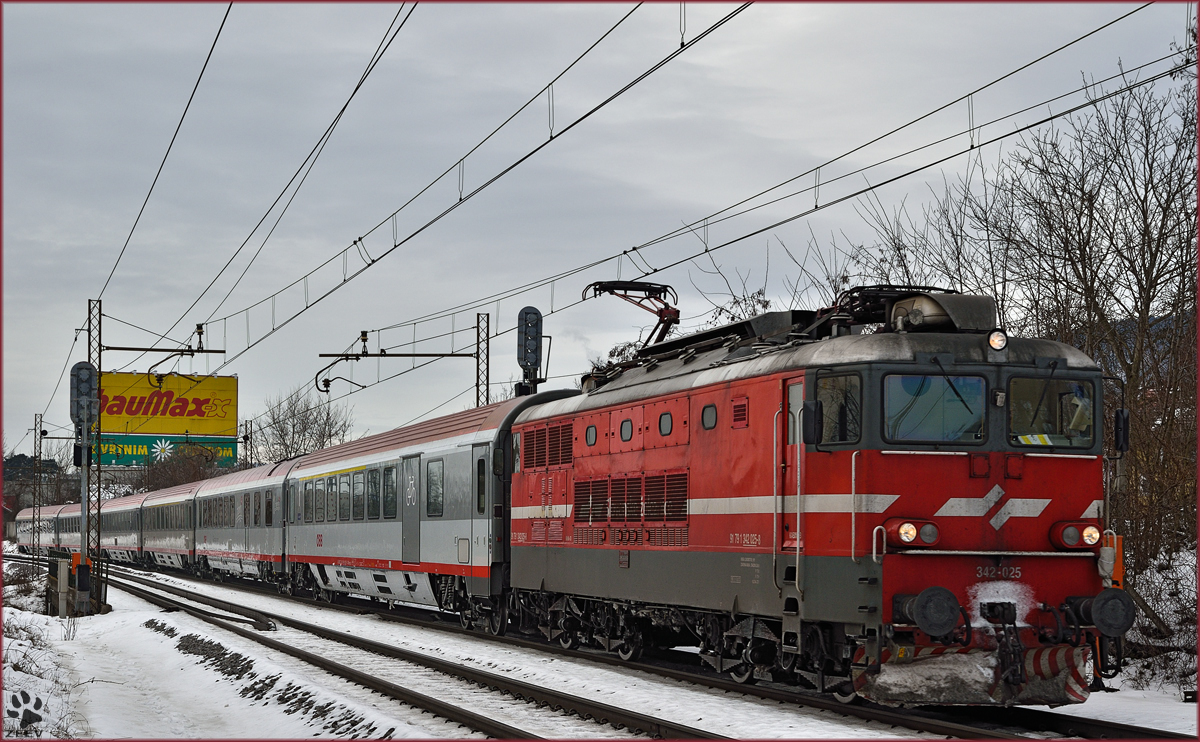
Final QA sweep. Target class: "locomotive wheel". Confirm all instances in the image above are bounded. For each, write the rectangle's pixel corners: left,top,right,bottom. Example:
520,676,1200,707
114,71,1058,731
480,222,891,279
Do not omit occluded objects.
729,664,757,685
459,611,473,630
558,631,579,650
832,682,859,705
617,631,643,662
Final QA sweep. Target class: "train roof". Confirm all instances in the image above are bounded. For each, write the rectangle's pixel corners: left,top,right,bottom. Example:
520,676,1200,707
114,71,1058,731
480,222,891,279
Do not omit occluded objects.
516,329,1097,424
291,397,527,475
194,461,296,498
143,481,204,506
58,502,83,516
101,492,153,512
15,504,68,520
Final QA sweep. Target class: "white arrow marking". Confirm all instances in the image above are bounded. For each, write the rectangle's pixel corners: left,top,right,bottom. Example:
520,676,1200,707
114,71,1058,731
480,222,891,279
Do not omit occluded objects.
935,484,1004,517
989,498,1051,529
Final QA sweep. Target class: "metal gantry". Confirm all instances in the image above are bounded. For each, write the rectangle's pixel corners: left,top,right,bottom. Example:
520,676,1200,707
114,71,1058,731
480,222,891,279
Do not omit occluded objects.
32,413,43,567
86,298,104,612
476,312,490,407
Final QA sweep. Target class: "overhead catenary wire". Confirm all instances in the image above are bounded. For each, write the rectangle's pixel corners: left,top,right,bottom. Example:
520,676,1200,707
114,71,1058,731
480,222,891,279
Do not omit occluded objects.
116,3,418,373
98,3,232,300
103,6,1176,444
269,59,1187,428
196,3,751,377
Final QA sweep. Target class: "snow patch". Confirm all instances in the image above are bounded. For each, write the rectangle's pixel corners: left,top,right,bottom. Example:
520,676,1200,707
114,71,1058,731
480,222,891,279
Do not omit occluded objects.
966,579,1037,626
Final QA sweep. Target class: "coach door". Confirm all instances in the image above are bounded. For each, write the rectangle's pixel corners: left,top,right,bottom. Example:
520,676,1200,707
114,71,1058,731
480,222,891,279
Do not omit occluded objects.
470,445,490,587
401,456,421,564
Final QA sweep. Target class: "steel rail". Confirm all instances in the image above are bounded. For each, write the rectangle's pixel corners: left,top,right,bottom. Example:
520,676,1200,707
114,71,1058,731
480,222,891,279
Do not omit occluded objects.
101,576,539,739
107,570,725,739
25,555,1192,740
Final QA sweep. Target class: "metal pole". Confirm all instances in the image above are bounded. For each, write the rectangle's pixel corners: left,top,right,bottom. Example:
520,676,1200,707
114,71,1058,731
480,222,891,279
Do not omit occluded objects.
33,414,42,567
87,298,103,612
476,313,489,407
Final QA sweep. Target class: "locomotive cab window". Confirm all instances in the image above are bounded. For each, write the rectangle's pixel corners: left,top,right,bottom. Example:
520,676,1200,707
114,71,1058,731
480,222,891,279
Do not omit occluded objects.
1008,377,1095,448
659,412,672,436
620,419,633,442
816,375,862,444
426,459,444,517
884,374,985,443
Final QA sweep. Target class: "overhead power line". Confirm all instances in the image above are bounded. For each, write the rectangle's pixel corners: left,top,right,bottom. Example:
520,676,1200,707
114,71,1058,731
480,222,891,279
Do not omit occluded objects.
98,3,232,299
116,3,419,373
197,3,752,373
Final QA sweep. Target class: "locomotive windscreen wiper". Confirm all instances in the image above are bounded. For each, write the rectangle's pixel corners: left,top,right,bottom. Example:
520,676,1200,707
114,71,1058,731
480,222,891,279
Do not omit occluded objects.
1028,359,1059,427
931,356,973,415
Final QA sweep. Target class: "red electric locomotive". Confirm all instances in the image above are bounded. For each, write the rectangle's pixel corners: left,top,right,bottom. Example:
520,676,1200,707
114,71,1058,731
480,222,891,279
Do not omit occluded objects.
506,285,1133,706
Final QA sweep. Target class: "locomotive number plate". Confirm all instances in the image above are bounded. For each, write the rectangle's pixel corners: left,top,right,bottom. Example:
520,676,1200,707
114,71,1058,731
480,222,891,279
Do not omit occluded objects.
975,565,1021,579
729,532,762,546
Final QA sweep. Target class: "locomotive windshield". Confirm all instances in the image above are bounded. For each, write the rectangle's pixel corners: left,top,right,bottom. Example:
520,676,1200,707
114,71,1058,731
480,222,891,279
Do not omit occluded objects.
883,374,986,443
1008,377,1095,448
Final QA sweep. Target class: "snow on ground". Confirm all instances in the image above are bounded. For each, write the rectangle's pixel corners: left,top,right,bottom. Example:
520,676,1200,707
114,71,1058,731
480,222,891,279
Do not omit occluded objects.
6,556,1197,738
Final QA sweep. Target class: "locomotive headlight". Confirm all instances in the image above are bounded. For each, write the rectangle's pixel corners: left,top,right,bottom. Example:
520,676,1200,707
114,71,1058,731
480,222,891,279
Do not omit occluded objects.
919,523,939,544
1062,526,1081,546
987,330,1008,351
1082,525,1101,545
898,522,918,543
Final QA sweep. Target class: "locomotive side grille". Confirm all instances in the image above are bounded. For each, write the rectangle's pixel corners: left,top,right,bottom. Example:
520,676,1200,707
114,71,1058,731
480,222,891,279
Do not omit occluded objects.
647,526,689,547
625,478,642,522
531,520,547,541
612,527,643,546
573,527,606,545
548,519,564,542
573,480,592,522
523,424,572,469
732,396,749,429
610,478,628,523
547,423,573,466
644,475,665,521
665,472,688,521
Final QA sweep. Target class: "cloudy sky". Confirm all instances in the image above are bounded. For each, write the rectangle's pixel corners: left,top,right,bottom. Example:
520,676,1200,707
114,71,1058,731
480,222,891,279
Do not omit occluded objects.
3,2,1191,455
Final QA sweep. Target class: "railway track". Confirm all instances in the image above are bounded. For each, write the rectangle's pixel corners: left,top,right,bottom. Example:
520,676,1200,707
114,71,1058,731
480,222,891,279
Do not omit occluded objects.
104,569,729,740
12,554,1191,740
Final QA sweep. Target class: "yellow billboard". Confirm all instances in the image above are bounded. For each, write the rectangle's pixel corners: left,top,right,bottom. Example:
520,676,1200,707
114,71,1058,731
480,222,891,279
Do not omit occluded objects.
99,372,237,437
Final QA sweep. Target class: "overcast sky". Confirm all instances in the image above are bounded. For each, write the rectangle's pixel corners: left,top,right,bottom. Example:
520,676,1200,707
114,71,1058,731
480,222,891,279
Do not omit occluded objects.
3,2,1191,455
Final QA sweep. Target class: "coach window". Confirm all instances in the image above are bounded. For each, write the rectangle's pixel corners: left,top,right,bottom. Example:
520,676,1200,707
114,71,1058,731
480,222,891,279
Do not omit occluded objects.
367,469,381,520
426,460,444,517
327,477,339,523
254,492,262,527
382,466,398,519
511,433,521,472
816,374,862,444
659,412,672,436
620,419,633,442
339,474,351,521
304,482,314,523
352,471,366,521
476,458,487,515
585,425,597,446
265,491,274,527
701,404,717,430
314,479,326,522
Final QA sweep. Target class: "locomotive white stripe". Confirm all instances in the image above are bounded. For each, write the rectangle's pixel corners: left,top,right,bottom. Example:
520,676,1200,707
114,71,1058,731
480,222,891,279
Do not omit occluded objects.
935,484,1004,517
1079,499,1104,518
512,494,901,520
988,498,1051,529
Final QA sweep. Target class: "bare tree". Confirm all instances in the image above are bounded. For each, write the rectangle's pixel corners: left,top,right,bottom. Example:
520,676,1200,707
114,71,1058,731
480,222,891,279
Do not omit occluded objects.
252,383,356,463
847,49,1197,685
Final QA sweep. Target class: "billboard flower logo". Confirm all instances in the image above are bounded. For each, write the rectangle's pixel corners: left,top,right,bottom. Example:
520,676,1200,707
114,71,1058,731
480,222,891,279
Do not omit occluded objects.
152,439,175,461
